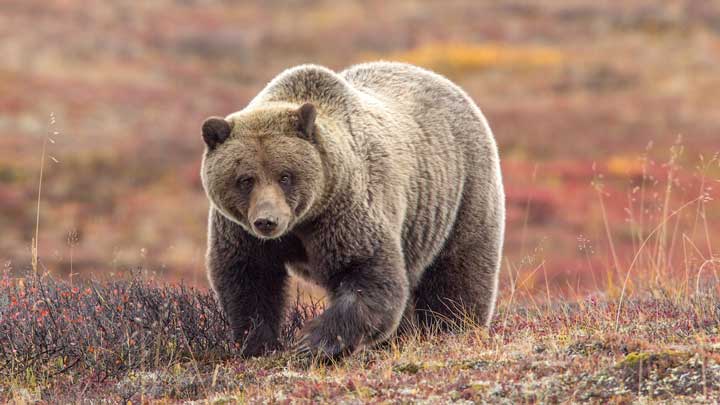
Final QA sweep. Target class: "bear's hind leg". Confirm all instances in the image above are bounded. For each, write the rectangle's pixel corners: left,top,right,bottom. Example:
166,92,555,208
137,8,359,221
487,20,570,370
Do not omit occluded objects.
414,197,503,330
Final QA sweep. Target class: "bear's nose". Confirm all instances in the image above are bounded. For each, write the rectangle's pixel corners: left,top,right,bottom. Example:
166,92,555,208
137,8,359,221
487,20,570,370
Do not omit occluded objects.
253,218,277,234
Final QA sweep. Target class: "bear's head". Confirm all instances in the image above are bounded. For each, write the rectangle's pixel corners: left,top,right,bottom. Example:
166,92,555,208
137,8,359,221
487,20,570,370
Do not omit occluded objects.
200,103,324,240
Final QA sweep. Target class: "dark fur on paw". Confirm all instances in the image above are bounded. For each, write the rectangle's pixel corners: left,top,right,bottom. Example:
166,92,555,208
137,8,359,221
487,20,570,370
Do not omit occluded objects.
236,321,279,358
292,321,355,364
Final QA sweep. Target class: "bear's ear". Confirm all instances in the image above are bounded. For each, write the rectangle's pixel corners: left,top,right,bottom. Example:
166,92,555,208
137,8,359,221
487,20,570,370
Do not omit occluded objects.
294,103,317,141
202,117,232,149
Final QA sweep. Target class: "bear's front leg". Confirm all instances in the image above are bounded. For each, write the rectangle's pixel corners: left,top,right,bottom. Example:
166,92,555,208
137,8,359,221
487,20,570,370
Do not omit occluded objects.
207,210,294,357
295,247,409,360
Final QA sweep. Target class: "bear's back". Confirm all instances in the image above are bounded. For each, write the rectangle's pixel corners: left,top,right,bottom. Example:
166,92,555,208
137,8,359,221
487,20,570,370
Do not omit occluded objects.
341,61,462,103
341,62,494,151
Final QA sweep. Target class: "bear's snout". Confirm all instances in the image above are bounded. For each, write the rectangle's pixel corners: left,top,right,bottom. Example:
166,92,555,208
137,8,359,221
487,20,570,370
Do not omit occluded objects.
250,204,288,238
253,217,278,234
250,209,288,238
248,190,291,239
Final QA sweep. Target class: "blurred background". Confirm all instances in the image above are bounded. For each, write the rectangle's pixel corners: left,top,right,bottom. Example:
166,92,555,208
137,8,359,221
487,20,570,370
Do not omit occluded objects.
1,0,719,296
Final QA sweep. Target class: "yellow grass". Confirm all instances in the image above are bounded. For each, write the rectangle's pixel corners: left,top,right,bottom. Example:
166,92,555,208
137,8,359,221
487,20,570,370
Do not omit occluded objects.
383,42,564,75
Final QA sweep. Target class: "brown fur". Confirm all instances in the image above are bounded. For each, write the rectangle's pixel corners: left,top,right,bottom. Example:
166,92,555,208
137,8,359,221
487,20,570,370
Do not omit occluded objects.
200,62,505,359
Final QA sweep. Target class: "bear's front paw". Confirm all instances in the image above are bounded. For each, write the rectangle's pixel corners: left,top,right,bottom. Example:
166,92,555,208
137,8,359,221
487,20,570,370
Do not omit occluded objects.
235,322,279,358
293,320,356,362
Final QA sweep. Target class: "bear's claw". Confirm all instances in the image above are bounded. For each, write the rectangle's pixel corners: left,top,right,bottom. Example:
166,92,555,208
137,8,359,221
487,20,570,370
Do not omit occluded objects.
292,327,350,363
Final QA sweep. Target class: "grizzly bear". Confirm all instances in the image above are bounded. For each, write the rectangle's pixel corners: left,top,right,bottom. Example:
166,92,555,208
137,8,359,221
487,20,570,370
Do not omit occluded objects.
200,62,505,359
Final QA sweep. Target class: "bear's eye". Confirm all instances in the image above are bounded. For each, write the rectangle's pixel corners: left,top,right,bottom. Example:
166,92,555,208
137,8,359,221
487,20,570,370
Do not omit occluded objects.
237,176,254,190
279,173,292,186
